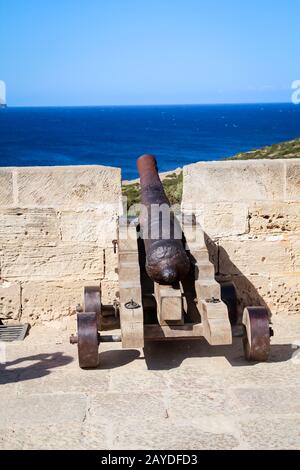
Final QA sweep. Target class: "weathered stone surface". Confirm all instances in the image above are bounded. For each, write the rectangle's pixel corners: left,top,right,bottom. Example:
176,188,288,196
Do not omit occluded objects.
0,208,59,245
0,169,13,207
2,243,104,281
239,416,300,450
0,424,87,450
21,280,85,323
166,389,237,422
165,367,231,390
0,280,21,320
109,370,167,392
60,209,118,244
88,392,166,422
218,238,293,276
249,202,300,234
18,369,110,394
100,279,119,304
286,160,300,201
233,386,300,414
111,420,239,450
290,237,300,272
183,160,285,204
230,363,300,387
0,394,87,426
268,275,300,314
104,247,119,281
194,203,249,237
17,165,121,208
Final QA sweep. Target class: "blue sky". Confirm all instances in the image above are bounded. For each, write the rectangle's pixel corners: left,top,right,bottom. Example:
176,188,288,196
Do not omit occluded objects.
1,0,299,106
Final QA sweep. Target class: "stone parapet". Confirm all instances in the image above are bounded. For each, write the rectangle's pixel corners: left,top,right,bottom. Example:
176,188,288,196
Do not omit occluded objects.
182,159,300,317
0,165,121,324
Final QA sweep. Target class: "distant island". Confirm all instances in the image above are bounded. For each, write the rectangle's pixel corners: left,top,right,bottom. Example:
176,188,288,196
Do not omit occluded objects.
123,137,300,211
0,80,7,107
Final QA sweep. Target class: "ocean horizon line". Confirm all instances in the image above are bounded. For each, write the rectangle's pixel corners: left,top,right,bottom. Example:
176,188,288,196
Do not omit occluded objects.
3,101,294,109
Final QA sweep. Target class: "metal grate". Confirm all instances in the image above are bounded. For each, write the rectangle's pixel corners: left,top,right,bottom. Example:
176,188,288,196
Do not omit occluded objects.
0,323,29,342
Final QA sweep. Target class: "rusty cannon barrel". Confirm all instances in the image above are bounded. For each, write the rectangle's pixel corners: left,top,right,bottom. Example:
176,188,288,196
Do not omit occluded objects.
137,154,190,285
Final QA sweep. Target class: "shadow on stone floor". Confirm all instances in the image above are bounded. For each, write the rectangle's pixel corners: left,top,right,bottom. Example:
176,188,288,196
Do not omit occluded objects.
97,349,141,370
0,352,73,384
0,343,295,375
142,337,296,370
94,338,296,371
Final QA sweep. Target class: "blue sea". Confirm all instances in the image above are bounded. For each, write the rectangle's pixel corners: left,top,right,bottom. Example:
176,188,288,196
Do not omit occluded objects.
0,103,300,179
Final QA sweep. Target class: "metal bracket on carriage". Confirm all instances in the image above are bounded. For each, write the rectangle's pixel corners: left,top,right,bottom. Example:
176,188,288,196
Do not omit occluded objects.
112,239,118,254
124,299,141,310
205,297,221,304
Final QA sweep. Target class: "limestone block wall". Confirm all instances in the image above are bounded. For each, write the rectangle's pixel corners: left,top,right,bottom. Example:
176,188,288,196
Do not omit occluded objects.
182,159,300,317
0,165,121,324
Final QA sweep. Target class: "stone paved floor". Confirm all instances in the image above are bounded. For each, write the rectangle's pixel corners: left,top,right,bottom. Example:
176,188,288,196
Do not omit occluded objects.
1,314,300,450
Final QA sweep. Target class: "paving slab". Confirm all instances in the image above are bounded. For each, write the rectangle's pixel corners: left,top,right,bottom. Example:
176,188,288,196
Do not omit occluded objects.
0,314,300,449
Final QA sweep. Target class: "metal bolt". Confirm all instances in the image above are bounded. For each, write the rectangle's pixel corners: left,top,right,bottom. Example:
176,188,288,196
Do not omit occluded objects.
70,334,78,344
113,299,120,318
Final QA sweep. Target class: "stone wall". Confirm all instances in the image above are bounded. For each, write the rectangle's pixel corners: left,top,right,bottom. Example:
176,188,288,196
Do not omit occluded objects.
1,159,299,325
0,165,121,324
182,159,300,318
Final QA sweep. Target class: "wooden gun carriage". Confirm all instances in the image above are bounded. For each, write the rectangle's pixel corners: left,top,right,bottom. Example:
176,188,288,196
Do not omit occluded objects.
70,215,273,368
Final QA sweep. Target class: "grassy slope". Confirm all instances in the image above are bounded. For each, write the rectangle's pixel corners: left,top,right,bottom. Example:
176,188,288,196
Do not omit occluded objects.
226,137,300,160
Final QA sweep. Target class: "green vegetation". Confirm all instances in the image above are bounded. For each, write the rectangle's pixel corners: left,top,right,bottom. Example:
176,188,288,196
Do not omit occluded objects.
122,182,141,213
226,137,300,160
162,172,183,206
122,171,183,214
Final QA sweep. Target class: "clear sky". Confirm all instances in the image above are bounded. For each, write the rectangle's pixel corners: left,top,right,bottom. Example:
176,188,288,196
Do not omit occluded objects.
1,0,299,106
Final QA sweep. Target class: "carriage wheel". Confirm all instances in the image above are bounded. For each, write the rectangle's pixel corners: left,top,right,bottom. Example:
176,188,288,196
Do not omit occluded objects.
77,286,101,368
242,306,271,362
220,281,238,325
83,285,102,328
77,311,99,368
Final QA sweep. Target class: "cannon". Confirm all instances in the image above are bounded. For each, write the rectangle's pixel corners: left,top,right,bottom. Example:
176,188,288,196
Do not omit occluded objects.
137,154,190,284
70,156,273,368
